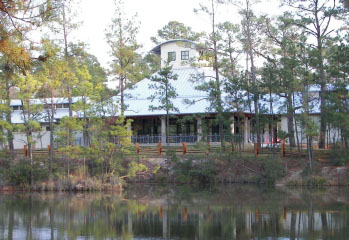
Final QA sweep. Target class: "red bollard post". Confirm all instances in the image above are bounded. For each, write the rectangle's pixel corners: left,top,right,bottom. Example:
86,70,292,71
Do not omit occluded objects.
158,142,162,156
182,142,187,155
136,142,140,154
282,142,286,157
24,145,28,157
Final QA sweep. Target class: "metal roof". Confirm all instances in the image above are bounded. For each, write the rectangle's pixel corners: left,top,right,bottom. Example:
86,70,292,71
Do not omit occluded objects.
113,67,213,116
117,67,325,117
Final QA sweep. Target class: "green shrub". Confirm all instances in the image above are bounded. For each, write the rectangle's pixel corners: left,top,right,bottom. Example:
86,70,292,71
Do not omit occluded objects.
155,173,169,184
5,160,31,186
260,157,285,183
4,159,49,186
306,175,326,186
330,149,349,166
173,157,218,184
175,174,191,184
189,162,218,183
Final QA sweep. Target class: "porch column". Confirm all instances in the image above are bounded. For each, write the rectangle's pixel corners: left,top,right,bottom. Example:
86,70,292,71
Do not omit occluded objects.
196,117,202,141
161,116,166,144
230,116,235,135
244,116,249,144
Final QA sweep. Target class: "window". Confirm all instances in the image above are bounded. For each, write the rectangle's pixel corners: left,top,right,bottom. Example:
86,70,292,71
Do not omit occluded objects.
181,51,189,60
168,52,176,62
55,104,63,109
12,106,23,111
63,103,69,108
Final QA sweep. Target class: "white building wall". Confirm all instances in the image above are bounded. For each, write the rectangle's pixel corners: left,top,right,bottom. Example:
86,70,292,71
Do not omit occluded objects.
281,115,341,145
160,41,199,69
13,131,50,149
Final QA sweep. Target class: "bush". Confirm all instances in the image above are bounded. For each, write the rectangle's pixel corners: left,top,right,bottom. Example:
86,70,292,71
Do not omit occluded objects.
4,159,49,186
330,149,349,166
155,173,169,184
175,174,192,184
306,175,326,186
260,157,285,183
5,160,31,186
173,157,218,184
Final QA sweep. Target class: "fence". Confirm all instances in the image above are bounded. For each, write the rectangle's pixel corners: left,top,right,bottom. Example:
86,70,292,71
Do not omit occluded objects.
3,141,333,161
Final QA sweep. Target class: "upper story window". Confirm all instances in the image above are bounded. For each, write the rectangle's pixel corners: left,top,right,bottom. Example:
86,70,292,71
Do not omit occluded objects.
55,104,63,109
168,52,176,62
55,103,69,109
12,106,23,111
181,51,189,60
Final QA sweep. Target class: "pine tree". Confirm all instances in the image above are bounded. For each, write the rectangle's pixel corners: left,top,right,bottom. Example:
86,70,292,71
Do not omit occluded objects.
148,63,178,147
282,0,347,148
195,0,226,149
106,0,142,115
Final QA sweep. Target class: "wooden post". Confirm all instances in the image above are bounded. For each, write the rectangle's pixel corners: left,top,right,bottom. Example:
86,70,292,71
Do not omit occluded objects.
136,142,140,154
231,141,234,152
5,144,8,151
206,141,210,155
282,142,286,157
47,145,50,155
254,143,259,156
24,145,28,157
283,207,287,220
182,142,187,155
158,142,162,156
183,207,188,222
159,206,163,220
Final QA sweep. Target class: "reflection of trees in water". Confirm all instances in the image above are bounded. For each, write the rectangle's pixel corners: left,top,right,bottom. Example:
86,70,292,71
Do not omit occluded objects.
0,187,349,239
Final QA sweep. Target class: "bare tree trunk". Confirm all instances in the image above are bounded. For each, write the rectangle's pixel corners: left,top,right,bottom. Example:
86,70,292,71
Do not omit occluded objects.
245,0,260,148
49,96,55,174
307,136,313,172
287,94,296,148
120,76,125,115
5,67,14,158
211,0,225,150
293,94,301,157
28,130,33,186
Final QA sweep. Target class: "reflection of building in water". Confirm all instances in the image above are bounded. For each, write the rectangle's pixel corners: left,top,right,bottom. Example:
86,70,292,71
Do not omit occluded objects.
0,197,348,239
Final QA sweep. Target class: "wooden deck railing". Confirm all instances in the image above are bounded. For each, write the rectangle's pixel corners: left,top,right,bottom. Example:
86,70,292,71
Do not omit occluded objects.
0,142,331,160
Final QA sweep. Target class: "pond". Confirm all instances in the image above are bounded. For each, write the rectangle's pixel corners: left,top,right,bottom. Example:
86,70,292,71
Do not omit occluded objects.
0,185,349,239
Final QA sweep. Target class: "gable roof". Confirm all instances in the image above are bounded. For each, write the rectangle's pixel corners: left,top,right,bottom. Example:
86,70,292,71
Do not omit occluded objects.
150,39,197,55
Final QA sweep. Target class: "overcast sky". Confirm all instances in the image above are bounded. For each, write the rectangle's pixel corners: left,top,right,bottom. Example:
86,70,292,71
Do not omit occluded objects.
71,0,281,70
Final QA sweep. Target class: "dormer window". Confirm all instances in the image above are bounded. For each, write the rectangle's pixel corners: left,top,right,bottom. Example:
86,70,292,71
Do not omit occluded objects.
181,51,189,60
168,52,176,62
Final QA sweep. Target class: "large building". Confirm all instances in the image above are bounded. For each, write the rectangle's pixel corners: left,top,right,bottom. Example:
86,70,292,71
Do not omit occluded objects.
114,39,274,145
0,39,341,149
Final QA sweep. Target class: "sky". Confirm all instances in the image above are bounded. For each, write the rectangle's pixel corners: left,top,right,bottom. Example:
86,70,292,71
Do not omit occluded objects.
73,0,280,70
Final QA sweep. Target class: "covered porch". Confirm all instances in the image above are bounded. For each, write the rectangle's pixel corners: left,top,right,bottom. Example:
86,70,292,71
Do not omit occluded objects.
128,114,254,145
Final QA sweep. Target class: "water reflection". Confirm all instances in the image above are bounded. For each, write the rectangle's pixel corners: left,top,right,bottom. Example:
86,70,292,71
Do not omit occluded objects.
1,186,349,239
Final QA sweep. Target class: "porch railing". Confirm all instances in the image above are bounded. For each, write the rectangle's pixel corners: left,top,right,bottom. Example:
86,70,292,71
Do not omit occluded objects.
57,134,245,147
131,134,244,144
